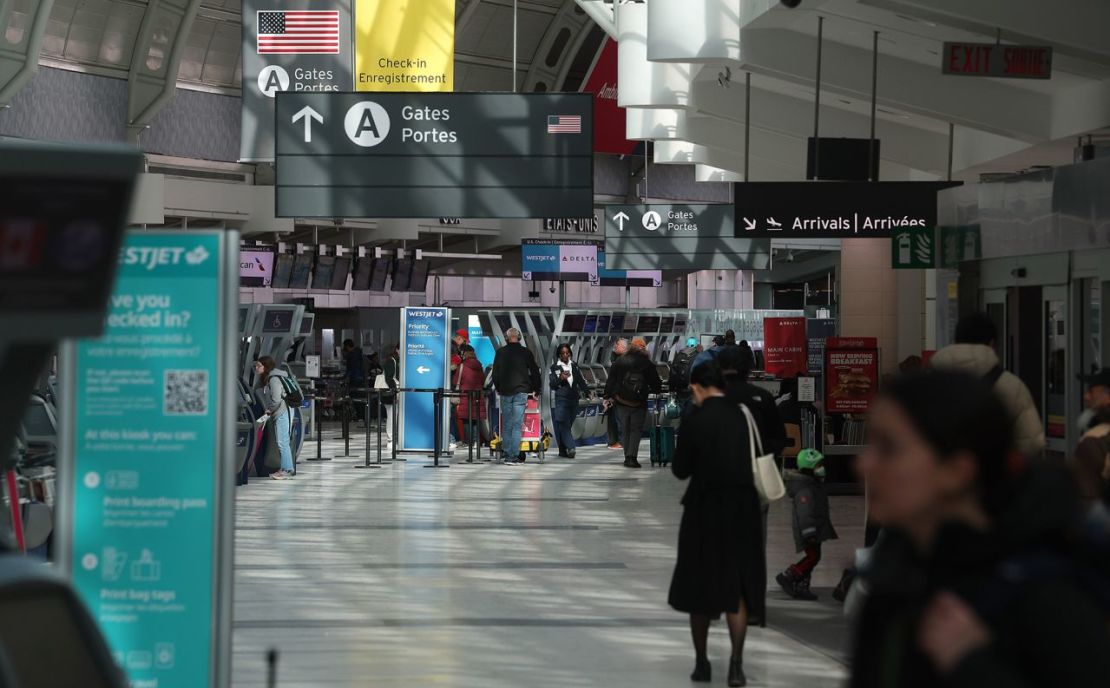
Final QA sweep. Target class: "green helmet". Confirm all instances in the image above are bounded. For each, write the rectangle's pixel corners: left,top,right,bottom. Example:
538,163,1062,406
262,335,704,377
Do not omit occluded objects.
797,448,825,471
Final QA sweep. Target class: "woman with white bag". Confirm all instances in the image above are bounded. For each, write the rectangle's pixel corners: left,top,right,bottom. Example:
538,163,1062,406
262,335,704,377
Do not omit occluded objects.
668,362,767,688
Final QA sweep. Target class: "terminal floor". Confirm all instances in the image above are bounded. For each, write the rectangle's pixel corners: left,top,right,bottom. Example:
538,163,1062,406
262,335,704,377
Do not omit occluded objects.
232,431,863,687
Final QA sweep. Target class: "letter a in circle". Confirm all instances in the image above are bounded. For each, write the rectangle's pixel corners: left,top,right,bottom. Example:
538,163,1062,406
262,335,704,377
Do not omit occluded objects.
642,211,662,231
344,102,391,147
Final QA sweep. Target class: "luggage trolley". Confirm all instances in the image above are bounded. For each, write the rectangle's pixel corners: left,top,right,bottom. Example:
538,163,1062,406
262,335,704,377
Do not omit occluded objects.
490,396,551,461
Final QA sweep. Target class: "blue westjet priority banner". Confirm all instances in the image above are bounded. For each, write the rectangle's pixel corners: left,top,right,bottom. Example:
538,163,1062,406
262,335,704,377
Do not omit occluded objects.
401,307,450,451
70,231,228,688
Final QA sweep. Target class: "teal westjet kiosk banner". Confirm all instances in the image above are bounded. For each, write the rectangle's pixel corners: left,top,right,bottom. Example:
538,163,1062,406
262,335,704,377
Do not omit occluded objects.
400,307,451,452
61,230,235,688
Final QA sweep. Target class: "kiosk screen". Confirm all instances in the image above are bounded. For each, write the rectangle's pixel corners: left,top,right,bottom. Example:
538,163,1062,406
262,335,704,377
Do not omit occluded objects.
330,256,351,290
271,254,293,289
290,254,312,289
311,256,335,290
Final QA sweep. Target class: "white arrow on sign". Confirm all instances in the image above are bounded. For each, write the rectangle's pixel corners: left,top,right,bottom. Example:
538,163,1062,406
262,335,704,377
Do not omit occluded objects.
292,105,324,143
652,277,662,287
743,217,756,231
416,366,431,374
613,212,630,231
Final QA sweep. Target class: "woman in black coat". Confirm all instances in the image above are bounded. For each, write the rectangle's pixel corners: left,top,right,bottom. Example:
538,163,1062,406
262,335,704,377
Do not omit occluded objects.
851,371,1110,688
669,362,765,687
549,343,590,458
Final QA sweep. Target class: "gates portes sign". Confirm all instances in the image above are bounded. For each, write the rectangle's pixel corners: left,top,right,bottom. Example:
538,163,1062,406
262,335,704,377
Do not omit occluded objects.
400,307,451,453
733,181,959,238
274,92,593,218
63,230,235,688
942,42,1052,79
241,0,353,161
604,203,771,270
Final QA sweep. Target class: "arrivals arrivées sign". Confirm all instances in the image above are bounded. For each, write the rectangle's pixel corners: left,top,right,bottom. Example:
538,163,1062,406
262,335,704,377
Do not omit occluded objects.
733,181,959,239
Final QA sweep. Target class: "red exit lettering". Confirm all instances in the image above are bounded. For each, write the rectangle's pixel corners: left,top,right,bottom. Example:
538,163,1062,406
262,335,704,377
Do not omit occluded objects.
1004,47,1046,76
949,44,993,74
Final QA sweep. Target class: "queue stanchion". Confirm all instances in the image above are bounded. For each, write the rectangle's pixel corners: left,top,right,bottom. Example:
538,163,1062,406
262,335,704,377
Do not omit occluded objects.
305,395,331,462
391,389,402,462
425,388,450,468
375,390,385,466
354,388,381,469
336,396,355,459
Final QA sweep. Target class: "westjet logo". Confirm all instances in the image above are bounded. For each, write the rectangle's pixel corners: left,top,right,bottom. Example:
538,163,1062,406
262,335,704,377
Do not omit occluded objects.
121,245,210,270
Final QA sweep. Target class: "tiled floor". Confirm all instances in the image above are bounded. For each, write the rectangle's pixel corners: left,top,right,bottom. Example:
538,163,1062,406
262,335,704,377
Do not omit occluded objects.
232,431,862,687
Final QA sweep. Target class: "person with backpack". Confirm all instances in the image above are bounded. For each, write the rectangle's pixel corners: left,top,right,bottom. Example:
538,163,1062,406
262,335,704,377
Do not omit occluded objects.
605,338,630,449
850,371,1110,688
379,345,400,447
690,335,726,374
669,337,699,408
776,448,838,601
930,312,1045,457
255,356,298,480
604,337,662,468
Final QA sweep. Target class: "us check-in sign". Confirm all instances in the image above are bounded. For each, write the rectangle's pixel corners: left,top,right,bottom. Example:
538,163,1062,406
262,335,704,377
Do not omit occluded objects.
274,92,594,218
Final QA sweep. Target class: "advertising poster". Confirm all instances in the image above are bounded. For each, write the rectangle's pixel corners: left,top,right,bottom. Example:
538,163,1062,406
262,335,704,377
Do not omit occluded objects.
807,318,837,374
825,337,880,414
69,231,229,688
355,0,454,92
579,38,637,155
240,0,353,160
763,317,807,378
400,307,450,452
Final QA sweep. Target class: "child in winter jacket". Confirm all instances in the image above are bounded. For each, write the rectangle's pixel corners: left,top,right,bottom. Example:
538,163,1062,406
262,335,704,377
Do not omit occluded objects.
776,448,838,600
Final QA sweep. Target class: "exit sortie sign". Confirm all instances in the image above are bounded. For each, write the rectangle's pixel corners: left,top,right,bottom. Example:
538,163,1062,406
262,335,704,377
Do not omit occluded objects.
942,42,1052,79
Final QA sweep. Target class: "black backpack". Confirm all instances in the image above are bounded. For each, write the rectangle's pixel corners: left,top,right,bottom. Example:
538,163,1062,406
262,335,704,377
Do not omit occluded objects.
276,375,303,406
669,352,691,393
617,368,648,405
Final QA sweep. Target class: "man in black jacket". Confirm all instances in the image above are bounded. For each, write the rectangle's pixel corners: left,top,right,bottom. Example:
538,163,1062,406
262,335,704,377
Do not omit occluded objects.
604,337,662,468
492,327,541,463
606,338,629,448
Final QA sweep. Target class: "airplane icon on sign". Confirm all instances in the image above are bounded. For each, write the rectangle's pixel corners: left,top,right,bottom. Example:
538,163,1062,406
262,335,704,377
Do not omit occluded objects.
766,217,783,230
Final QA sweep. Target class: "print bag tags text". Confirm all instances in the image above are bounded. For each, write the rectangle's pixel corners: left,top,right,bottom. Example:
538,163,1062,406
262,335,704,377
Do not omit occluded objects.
740,404,786,505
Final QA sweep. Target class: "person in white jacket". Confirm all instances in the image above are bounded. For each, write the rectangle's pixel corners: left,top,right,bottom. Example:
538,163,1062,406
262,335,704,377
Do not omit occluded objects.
929,313,1046,457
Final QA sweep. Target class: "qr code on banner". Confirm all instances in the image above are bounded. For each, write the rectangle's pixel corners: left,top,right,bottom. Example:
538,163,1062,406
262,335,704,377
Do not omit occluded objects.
163,370,209,416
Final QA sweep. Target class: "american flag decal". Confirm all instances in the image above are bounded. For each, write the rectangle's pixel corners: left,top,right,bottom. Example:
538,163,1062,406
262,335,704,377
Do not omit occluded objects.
257,10,340,54
547,115,582,134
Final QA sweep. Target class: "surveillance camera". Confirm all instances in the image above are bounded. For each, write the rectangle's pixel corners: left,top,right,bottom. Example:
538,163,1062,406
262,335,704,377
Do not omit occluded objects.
549,285,557,294
781,0,802,7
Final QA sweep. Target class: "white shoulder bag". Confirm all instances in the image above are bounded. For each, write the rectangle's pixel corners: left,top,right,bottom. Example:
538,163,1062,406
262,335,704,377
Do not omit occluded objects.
740,404,786,505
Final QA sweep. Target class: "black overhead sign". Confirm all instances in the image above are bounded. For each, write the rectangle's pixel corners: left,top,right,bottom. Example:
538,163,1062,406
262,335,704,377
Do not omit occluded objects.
733,181,960,238
275,92,594,218
604,204,770,270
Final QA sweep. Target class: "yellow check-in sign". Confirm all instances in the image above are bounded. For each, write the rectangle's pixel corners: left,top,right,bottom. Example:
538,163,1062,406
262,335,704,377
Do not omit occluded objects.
355,0,454,91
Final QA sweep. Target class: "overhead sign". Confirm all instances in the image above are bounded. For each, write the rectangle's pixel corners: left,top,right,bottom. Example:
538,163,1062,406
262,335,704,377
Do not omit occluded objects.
604,203,771,270
595,249,661,288
733,181,959,238
892,226,936,269
62,231,234,688
542,213,600,234
241,0,352,161
940,225,982,268
580,38,637,156
942,42,1052,79
355,0,454,92
521,239,598,282
275,92,593,218
400,307,451,452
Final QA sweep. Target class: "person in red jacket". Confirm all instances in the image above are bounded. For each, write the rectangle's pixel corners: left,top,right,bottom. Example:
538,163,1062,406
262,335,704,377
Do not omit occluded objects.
455,347,488,446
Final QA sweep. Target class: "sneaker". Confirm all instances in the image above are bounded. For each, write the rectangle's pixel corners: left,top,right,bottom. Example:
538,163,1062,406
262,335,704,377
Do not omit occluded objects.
448,441,458,451
607,443,623,450
270,471,289,481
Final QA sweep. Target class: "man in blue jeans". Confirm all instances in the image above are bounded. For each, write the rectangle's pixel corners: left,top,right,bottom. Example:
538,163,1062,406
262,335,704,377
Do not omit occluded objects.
492,327,541,464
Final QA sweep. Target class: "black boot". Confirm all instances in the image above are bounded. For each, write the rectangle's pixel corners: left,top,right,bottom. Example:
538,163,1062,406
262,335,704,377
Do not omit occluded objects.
690,656,711,683
832,568,855,603
794,575,818,601
775,568,800,597
727,656,746,687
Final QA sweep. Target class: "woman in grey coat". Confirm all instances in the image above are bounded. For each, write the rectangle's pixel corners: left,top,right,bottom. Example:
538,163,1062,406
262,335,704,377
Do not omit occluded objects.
255,356,295,480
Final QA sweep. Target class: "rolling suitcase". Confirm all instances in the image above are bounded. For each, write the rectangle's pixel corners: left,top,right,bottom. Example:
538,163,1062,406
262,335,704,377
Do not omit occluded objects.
649,425,675,467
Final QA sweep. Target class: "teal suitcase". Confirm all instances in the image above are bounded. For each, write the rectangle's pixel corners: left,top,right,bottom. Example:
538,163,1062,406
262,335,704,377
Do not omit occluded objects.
649,425,675,467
